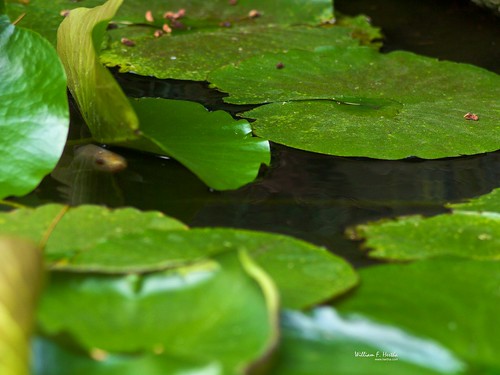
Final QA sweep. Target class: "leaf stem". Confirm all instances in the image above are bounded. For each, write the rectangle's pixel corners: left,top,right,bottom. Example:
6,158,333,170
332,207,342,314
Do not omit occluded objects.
0,200,28,209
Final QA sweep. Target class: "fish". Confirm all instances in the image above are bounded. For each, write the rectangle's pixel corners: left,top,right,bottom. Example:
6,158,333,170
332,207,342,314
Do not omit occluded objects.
51,144,127,206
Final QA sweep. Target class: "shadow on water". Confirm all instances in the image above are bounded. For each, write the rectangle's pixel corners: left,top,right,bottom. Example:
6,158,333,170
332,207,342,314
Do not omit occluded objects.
29,0,500,267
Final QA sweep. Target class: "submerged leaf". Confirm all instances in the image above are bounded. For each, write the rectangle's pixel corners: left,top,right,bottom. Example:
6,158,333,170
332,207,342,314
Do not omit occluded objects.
209,46,500,159
355,187,500,260
56,0,139,142
0,14,68,199
0,238,43,375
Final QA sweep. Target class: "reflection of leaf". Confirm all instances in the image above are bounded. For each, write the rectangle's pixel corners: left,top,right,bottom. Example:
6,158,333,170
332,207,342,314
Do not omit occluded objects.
0,204,357,309
354,187,500,260
209,46,500,159
38,251,278,374
334,259,500,372
0,238,43,375
274,308,463,375
56,0,139,142
0,14,68,199
129,98,270,190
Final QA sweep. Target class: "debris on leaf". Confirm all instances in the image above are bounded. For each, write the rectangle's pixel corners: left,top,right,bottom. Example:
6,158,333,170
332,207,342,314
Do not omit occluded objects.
120,37,135,47
464,112,479,121
145,10,154,23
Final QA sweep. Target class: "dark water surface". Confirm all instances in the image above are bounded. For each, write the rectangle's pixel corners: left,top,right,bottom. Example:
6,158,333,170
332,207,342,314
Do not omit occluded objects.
30,0,500,267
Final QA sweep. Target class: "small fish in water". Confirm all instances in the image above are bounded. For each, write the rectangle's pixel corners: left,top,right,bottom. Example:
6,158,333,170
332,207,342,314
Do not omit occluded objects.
51,144,128,206
74,144,127,173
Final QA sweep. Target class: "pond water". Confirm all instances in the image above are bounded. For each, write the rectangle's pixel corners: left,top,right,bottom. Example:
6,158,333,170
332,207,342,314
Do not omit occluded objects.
26,0,500,267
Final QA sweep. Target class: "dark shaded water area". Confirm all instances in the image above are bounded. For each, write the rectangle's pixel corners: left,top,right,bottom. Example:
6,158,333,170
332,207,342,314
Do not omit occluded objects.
24,0,500,267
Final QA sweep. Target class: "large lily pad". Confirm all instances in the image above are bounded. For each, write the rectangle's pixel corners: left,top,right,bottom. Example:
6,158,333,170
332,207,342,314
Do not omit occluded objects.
354,187,500,260
273,308,464,375
334,259,500,372
56,0,139,142
0,13,68,199
102,25,358,81
209,46,500,159
0,204,357,309
38,251,278,374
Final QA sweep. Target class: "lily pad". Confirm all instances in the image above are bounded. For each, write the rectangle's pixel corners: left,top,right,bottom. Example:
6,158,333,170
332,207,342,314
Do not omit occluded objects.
209,46,500,159
354,187,500,260
273,308,465,375
334,259,500,372
0,204,357,309
56,0,139,142
0,238,43,375
102,25,358,81
38,251,278,374
0,13,68,199
129,98,270,191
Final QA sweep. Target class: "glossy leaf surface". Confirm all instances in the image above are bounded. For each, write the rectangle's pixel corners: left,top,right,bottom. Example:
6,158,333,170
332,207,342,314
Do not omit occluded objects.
129,98,270,191
56,0,139,142
0,14,68,199
210,46,500,159
273,308,464,375
38,251,278,374
334,259,500,372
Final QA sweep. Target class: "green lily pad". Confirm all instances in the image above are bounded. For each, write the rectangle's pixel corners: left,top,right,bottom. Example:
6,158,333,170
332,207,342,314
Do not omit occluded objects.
0,204,357,309
102,25,358,81
334,259,500,372
129,98,270,191
0,238,43,375
354,187,500,260
38,251,278,374
33,336,221,375
0,14,68,199
209,46,500,159
56,0,139,142
273,308,465,374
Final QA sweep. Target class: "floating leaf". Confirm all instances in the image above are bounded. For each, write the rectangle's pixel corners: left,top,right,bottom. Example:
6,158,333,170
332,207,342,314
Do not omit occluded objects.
334,259,500,372
0,204,357,309
38,251,278,374
129,98,270,190
354,187,500,260
273,308,464,375
102,26,358,81
56,0,139,142
0,237,43,375
209,46,500,159
0,14,68,199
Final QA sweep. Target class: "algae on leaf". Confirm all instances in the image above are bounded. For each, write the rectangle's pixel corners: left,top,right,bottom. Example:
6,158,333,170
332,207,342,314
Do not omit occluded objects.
0,13,68,199
354,187,500,260
210,46,500,159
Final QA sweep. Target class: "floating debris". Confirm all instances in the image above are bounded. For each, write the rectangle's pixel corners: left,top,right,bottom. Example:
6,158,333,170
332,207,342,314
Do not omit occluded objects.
248,9,261,19
154,29,164,38
120,37,136,47
60,9,71,17
229,0,238,4
276,62,285,69
163,9,186,20
464,112,479,121
145,10,154,23
162,23,172,33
